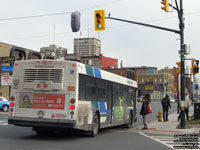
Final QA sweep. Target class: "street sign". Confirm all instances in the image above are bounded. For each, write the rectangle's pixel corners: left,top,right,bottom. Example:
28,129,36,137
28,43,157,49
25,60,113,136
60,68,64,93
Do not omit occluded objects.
1,75,12,86
1,66,14,73
0,57,15,63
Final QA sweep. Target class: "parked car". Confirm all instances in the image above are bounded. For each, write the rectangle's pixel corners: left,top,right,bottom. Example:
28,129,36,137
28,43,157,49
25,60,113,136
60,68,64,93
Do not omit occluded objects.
0,97,10,112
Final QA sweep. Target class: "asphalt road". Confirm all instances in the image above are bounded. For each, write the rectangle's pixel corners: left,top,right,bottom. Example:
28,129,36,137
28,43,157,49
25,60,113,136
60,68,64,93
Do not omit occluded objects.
0,102,177,150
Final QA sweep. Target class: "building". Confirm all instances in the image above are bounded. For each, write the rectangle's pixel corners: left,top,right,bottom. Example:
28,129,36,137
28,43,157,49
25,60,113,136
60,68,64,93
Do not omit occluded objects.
124,66,158,85
40,44,68,59
0,42,42,100
80,54,118,69
74,38,101,56
105,68,137,81
125,66,175,101
138,72,174,101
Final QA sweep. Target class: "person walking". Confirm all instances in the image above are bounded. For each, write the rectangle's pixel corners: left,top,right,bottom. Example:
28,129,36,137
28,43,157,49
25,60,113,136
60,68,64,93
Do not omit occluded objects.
161,95,171,122
140,96,149,130
185,93,190,120
178,93,190,121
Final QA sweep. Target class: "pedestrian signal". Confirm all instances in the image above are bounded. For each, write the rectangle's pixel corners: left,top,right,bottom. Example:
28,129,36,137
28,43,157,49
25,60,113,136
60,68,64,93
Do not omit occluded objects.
94,10,105,31
192,59,199,74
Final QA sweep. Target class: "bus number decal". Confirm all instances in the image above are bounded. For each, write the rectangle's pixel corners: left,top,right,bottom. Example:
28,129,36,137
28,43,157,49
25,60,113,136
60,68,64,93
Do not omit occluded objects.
68,86,75,91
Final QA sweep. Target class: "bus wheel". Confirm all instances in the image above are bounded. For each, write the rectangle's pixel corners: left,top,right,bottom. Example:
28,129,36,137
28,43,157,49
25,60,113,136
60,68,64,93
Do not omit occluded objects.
124,112,133,128
88,113,99,137
2,105,9,112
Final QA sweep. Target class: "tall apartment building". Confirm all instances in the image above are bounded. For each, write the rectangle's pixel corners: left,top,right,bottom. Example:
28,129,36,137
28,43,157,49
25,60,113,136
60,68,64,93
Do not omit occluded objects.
74,38,101,56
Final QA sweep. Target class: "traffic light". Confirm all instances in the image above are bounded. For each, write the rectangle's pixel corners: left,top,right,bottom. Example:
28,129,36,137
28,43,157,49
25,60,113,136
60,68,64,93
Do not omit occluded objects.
94,10,105,31
192,59,199,74
161,0,169,12
176,62,181,74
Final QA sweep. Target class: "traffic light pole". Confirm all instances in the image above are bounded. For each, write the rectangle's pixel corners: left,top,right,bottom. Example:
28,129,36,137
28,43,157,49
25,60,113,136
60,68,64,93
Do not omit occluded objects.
179,0,185,129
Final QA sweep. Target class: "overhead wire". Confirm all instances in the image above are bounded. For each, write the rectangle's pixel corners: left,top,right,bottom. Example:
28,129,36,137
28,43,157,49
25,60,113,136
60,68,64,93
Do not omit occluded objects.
0,0,124,21
0,1,200,41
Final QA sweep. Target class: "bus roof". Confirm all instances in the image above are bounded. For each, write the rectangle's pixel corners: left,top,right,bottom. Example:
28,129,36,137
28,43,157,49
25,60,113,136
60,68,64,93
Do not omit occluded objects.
14,59,137,88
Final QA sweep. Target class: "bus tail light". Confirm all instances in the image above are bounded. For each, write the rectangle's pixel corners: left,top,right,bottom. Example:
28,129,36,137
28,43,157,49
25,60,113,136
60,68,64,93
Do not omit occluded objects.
10,102,15,107
44,84,48,88
37,84,41,88
70,98,75,104
10,96,15,101
70,105,75,110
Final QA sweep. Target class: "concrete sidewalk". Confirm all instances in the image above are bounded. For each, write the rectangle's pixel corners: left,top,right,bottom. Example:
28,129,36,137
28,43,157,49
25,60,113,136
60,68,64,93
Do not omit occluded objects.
140,105,200,135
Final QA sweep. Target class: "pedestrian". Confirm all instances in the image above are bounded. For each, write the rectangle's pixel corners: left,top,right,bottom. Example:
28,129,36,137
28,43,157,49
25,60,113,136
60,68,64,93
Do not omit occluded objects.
140,96,149,130
178,93,190,121
161,95,171,122
185,93,190,120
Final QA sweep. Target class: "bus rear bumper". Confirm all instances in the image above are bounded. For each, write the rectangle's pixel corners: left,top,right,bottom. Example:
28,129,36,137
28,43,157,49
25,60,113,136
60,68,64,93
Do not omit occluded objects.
8,117,76,128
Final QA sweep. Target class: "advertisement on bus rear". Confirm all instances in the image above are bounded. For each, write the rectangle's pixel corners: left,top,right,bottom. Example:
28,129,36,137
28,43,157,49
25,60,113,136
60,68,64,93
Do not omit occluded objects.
19,93,65,110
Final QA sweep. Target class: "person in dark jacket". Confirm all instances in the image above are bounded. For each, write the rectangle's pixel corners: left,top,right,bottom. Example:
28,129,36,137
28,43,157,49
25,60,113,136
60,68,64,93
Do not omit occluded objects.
161,95,171,122
140,96,149,130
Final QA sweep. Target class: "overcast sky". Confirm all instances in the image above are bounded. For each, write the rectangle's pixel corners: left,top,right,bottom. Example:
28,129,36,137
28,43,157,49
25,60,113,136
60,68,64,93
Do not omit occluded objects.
0,0,200,69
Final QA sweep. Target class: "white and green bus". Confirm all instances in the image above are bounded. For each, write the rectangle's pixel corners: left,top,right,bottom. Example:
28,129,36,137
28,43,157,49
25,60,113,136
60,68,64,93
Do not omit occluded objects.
8,59,137,136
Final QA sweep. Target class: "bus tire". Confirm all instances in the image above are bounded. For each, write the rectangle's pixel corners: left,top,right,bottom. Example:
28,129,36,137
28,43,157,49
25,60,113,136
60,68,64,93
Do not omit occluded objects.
124,112,133,128
88,113,99,137
2,105,9,112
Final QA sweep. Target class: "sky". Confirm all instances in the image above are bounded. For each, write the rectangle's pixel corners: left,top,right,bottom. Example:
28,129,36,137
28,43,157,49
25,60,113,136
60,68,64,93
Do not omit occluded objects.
0,0,200,69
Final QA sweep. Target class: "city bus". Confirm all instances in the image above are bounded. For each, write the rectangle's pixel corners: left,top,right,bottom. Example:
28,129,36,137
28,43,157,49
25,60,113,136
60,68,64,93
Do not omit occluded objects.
8,59,138,136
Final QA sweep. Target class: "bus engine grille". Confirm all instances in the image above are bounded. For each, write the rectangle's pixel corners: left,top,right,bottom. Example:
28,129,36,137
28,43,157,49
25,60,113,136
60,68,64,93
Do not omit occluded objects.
24,69,64,83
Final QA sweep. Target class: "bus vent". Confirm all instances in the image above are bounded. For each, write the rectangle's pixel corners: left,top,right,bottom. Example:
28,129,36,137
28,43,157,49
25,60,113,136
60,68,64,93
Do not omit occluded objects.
24,69,64,83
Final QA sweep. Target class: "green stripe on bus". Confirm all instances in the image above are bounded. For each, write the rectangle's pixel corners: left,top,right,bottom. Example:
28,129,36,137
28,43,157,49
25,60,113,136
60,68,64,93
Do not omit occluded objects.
85,65,94,76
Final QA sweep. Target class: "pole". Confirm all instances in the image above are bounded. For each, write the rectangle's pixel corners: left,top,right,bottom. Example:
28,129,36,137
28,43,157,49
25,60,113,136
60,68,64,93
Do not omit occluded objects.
179,0,185,128
177,73,180,114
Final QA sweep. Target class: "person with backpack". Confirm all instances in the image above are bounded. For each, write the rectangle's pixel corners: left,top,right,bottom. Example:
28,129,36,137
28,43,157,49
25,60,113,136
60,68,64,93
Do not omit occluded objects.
161,95,171,122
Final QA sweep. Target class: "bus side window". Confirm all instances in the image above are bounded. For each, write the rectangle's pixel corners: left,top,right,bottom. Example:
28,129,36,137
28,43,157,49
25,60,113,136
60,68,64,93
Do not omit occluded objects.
86,76,97,101
97,79,106,101
79,74,86,100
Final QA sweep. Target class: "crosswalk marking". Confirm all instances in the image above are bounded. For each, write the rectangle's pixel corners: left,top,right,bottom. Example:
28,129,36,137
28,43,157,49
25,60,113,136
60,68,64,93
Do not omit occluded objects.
138,132,174,149
139,132,200,150
0,120,8,125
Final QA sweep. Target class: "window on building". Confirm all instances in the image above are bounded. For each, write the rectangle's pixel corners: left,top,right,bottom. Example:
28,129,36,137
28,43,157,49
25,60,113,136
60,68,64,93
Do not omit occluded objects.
86,60,88,65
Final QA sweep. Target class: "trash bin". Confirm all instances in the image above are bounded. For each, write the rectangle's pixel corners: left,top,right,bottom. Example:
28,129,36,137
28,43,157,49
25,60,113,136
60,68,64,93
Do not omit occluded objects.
194,103,200,119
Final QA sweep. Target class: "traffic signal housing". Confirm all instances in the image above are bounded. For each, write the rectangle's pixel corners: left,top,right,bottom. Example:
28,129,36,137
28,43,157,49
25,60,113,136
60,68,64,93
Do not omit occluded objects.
176,62,181,74
161,0,169,12
94,10,105,31
71,11,81,32
192,59,199,74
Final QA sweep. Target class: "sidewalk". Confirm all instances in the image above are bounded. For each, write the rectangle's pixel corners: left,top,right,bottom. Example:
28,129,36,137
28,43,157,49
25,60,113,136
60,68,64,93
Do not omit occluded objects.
140,105,200,135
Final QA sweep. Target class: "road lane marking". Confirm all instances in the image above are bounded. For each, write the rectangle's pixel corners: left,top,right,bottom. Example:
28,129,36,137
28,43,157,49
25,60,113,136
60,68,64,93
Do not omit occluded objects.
1,123,8,125
0,120,8,125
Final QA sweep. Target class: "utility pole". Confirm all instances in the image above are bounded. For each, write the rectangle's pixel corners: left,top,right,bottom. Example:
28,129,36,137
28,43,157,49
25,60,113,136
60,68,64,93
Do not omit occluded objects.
178,0,185,129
